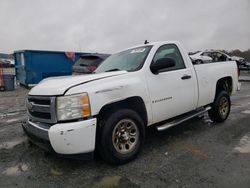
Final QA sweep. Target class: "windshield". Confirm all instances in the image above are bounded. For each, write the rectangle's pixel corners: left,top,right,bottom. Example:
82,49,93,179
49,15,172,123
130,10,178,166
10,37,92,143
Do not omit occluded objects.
94,45,152,73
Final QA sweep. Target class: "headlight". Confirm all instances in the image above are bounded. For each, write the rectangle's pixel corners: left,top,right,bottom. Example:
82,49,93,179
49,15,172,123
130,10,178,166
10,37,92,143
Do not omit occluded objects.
56,93,91,121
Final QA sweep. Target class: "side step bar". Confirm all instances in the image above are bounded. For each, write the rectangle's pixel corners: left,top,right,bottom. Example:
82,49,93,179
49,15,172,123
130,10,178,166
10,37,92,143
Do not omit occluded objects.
157,106,211,131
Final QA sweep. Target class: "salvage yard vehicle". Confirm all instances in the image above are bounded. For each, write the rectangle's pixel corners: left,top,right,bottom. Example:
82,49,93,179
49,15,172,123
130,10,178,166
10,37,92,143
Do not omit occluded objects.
195,50,242,64
189,51,213,64
239,61,250,70
23,41,240,164
72,53,110,75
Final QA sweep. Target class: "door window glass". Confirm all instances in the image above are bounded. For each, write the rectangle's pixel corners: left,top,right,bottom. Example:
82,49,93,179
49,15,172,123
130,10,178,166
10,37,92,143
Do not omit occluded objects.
152,44,185,72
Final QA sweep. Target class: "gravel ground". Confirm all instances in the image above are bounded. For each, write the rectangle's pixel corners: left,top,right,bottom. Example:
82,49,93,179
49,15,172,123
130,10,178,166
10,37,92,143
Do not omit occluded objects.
0,82,250,188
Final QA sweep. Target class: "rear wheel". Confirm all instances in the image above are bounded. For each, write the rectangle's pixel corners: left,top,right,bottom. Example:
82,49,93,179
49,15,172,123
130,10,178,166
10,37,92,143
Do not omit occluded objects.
208,90,231,123
97,109,145,165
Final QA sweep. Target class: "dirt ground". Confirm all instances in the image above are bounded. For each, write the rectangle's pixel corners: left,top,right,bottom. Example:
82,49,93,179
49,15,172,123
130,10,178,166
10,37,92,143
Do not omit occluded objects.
0,81,250,188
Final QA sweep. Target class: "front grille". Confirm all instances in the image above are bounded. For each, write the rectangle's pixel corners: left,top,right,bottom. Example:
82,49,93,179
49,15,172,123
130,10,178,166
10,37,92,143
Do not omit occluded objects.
27,96,56,124
28,98,50,105
29,111,51,119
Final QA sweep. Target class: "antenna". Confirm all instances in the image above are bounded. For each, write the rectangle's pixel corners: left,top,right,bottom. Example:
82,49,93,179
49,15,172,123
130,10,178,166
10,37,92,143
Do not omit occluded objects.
144,40,149,44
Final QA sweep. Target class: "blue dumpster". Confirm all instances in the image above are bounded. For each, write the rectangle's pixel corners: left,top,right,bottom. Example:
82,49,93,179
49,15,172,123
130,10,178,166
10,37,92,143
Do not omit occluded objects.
14,50,88,87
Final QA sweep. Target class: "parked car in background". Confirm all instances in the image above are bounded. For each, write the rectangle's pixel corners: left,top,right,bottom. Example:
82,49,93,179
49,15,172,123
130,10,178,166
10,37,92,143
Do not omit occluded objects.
200,50,245,74
231,56,245,63
196,50,243,64
0,53,14,66
239,61,250,70
0,59,14,67
189,51,213,64
72,53,110,75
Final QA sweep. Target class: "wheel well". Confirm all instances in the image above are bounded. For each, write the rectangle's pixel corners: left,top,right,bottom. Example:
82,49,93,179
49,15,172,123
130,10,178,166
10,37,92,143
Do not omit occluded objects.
216,77,232,95
98,97,148,126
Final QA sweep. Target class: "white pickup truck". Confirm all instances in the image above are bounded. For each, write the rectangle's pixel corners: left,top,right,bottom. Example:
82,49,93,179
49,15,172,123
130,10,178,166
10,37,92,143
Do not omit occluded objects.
23,41,240,164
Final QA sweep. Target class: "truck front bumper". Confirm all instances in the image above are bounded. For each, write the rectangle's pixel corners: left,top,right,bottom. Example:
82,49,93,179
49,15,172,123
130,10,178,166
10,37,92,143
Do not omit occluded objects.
22,118,97,159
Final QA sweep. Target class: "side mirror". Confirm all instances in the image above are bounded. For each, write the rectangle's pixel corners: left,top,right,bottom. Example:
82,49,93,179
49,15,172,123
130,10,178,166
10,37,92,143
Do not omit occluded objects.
150,58,176,74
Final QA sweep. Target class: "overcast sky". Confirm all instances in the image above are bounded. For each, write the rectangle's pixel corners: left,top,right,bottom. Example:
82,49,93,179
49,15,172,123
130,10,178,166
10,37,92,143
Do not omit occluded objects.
0,0,249,54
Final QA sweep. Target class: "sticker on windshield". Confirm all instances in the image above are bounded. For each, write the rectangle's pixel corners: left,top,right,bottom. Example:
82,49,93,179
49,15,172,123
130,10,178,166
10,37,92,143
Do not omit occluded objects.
130,48,146,53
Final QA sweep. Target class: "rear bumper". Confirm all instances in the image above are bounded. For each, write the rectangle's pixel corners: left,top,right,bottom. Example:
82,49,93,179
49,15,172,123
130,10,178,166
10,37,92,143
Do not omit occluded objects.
22,118,97,159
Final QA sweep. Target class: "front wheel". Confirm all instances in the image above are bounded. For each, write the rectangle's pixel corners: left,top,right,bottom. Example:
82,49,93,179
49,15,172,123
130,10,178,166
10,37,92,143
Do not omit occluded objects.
208,90,231,123
97,109,145,165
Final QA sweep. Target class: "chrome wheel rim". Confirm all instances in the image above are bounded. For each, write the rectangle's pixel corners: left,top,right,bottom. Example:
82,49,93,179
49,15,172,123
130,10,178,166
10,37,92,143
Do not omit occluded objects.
219,96,229,119
112,119,139,154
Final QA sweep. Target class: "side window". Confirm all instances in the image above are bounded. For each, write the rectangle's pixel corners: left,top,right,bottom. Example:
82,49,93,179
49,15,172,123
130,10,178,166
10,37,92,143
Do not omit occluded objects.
219,53,227,61
209,52,217,62
202,52,212,58
152,44,185,72
214,52,220,62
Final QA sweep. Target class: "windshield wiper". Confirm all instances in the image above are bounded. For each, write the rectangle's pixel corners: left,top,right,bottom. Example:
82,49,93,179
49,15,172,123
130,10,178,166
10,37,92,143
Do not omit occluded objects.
105,68,121,72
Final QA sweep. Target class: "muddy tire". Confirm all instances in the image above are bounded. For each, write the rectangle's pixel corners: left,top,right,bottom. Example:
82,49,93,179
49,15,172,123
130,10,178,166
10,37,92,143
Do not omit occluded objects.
97,109,145,165
208,90,231,123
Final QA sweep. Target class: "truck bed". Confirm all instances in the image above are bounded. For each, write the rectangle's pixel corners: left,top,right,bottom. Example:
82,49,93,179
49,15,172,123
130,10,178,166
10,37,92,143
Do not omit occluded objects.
194,61,238,108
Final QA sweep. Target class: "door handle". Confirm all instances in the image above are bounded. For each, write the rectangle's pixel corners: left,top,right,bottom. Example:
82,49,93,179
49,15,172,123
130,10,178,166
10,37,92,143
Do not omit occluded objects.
181,75,191,80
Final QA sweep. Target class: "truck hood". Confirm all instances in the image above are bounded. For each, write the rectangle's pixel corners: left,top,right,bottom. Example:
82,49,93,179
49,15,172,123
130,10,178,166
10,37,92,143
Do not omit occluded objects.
29,71,127,96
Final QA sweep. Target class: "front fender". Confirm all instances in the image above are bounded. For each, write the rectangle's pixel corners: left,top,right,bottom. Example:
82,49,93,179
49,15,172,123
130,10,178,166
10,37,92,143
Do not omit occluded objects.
65,72,153,125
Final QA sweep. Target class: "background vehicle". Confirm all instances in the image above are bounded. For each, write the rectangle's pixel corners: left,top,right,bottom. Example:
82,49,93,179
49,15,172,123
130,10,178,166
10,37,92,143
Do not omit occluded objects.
72,53,110,75
189,51,213,64
23,41,240,164
0,59,14,67
194,50,244,74
197,50,244,64
239,61,250,70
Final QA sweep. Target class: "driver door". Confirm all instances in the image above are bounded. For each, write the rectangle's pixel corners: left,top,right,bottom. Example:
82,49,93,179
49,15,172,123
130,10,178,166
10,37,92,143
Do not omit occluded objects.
146,44,198,123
